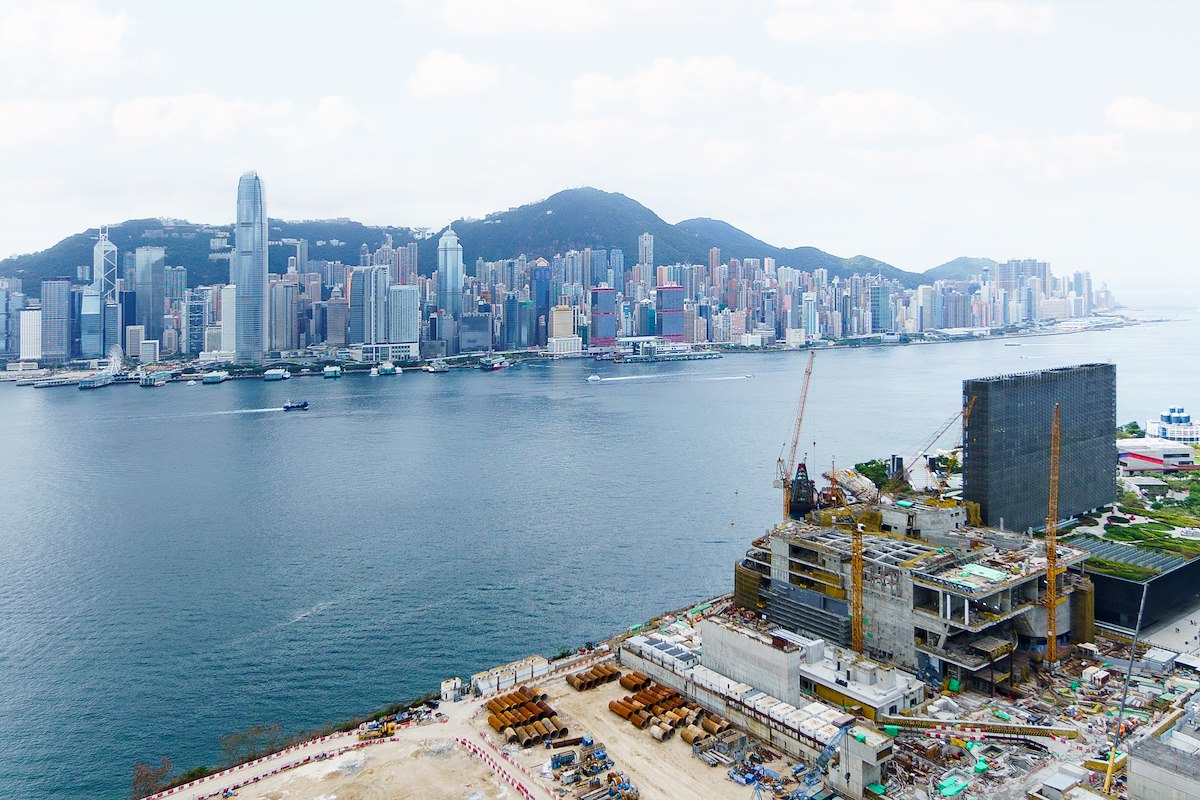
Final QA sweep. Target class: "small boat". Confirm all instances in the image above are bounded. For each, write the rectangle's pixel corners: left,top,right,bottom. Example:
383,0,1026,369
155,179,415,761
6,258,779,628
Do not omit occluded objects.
585,374,602,382
425,360,449,374
369,366,380,377
379,361,399,376
323,365,342,379
186,380,197,386
283,400,309,411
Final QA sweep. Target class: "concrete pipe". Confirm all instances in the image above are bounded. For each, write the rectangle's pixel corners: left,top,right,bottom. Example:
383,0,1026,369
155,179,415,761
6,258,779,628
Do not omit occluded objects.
608,700,634,719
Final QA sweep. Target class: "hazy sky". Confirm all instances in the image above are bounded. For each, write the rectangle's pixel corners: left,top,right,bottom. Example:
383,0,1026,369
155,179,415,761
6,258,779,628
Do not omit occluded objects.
1,0,1196,305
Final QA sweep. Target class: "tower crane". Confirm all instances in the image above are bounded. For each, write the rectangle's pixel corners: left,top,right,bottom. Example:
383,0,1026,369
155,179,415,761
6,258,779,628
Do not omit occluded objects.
775,351,816,519
1044,403,1063,665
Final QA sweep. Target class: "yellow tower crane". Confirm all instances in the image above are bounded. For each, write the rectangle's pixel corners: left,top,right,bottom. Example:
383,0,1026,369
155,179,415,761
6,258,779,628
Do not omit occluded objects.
1045,403,1063,665
775,351,816,518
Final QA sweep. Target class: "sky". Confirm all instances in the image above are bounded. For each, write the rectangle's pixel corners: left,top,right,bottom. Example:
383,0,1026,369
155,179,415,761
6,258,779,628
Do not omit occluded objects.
0,0,1196,306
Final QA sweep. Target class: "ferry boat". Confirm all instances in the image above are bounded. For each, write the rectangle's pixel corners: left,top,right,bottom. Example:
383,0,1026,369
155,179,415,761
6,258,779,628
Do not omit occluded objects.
263,368,291,381
369,366,380,377
323,365,342,379
202,370,230,384
379,361,399,376
79,373,116,390
282,399,309,411
425,360,449,374
140,371,171,387
479,355,508,371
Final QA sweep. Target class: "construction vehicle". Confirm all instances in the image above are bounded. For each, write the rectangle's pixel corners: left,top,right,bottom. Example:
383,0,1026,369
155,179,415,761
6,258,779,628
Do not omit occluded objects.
356,719,396,740
790,725,849,798
775,352,816,520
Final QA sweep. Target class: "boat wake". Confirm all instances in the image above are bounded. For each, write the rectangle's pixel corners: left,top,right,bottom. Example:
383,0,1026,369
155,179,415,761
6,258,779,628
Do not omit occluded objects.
593,375,659,382
704,374,754,381
282,600,337,626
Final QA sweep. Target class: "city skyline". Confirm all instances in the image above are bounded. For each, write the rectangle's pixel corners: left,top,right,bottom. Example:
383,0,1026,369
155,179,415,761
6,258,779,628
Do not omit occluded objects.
1,1,1196,307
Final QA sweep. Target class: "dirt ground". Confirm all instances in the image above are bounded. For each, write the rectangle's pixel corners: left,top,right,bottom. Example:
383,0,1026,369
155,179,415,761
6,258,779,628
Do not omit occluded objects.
236,739,513,800
491,677,759,800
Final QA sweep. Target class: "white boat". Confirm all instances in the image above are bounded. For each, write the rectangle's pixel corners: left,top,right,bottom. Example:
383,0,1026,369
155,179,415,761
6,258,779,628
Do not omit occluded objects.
202,370,230,384
186,380,197,386
425,360,449,374
263,368,291,381
585,374,602,382
369,366,380,377
323,365,342,379
379,361,399,376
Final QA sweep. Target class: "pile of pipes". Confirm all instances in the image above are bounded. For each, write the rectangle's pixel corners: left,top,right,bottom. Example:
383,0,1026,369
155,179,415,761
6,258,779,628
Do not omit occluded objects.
485,685,570,747
566,663,622,691
606,681,732,745
618,672,652,693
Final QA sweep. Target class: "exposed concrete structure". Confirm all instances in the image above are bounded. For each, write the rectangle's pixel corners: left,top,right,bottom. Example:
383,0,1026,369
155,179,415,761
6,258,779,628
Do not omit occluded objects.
1128,702,1200,800
735,515,1092,693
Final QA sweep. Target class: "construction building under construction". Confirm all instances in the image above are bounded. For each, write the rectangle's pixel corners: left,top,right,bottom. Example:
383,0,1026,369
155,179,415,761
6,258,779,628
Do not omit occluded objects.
734,510,1095,694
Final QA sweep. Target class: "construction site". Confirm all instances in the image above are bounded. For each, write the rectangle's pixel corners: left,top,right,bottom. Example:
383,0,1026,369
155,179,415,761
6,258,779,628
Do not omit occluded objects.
165,359,1199,800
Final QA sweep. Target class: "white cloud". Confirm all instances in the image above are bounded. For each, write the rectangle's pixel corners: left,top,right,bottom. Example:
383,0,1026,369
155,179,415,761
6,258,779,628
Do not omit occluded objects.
429,0,692,35
1106,96,1200,137
0,0,130,90
407,50,498,100
111,94,293,143
809,90,967,140
0,97,109,147
766,0,1055,43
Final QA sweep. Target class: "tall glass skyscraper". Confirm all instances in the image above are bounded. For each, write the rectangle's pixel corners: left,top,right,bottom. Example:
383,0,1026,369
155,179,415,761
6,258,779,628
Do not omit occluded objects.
233,171,268,363
436,227,464,354
40,278,72,363
134,246,165,341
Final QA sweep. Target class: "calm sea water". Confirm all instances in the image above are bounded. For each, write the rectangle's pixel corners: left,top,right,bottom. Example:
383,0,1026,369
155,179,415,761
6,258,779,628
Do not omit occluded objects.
1,314,1196,799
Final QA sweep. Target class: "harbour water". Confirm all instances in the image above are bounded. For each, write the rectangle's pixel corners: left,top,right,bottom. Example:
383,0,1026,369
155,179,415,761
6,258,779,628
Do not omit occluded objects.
1,315,1197,799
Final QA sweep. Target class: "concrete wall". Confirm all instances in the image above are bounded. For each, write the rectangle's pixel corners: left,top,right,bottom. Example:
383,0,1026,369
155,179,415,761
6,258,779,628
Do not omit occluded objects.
700,619,804,705
1129,756,1200,800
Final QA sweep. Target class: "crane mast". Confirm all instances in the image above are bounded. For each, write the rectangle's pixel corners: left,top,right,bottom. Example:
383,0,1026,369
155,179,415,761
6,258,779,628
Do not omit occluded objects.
1045,403,1062,665
778,352,816,518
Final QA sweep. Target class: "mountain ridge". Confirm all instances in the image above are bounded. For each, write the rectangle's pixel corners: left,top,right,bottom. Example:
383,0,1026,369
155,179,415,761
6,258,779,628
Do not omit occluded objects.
0,187,992,296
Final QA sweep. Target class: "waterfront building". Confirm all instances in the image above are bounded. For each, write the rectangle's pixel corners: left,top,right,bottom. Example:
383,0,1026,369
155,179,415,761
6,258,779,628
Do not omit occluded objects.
547,335,582,356
459,311,493,353
220,284,237,354
548,305,574,339
134,246,165,342
125,324,144,359
233,171,268,363
139,339,160,363
655,283,685,342
869,285,892,334
387,284,420,344
40,278,73,363
436,227,464,353
1146,406,1200,443
348,265,389,345
269,282,298,352
19,308,42,360
326,297,349,347
79,290,104,358
589,287,617,349
963,364,1116,532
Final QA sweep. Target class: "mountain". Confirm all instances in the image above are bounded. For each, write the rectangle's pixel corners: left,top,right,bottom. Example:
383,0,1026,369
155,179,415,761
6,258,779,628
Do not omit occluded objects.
2,187,955,296
922,256,996,282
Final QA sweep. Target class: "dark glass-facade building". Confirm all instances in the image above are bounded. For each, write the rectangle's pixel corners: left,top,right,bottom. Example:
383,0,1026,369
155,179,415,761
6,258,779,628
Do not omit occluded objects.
963,363,1116,532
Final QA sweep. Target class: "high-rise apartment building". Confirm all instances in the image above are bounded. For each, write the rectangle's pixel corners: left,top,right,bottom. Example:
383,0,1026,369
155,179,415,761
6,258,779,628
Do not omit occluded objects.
165,266,187,303
589,287,617,349
348,265,389,345
233,171,268,363
638,232,654,285
220,284,237,354
387,284,420,344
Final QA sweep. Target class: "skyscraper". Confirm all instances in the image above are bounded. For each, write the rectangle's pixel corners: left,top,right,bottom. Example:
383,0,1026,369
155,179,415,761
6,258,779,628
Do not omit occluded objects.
233,171,268,363
387,284,420,344
93,226,118,301
269,281,298,352
134,246,165,341
638,232,654,285
869,285,892,334
348,265,390,345
79,289,103,358
436,227,464,355
530,263,552,346
40,278,72,363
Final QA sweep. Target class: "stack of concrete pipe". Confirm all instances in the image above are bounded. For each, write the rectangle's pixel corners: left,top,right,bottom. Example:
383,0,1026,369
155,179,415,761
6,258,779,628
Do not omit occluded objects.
485,685,568,747
566,663,622,691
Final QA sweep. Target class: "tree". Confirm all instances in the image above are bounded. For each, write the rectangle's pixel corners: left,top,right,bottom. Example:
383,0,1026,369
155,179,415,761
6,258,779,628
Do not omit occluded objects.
131,757,172,799
854,459,890,490
1116,421,1145,439
218,722,286,765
